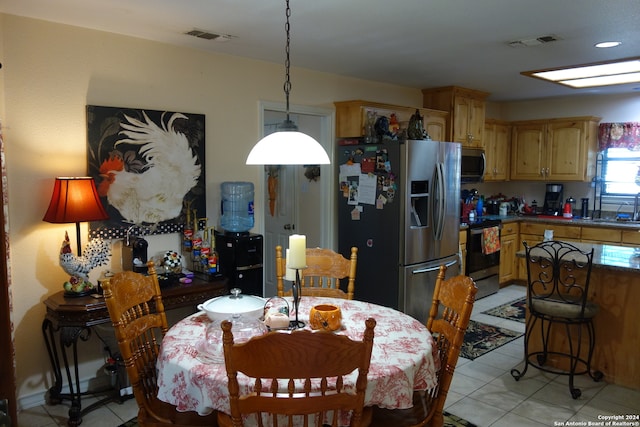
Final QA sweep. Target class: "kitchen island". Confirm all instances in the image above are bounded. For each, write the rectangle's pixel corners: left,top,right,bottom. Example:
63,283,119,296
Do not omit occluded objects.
516,242,640,390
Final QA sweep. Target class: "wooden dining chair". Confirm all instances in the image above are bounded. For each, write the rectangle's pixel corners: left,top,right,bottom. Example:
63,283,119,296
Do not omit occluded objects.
217,317,377,427
370,265,477,427
275,245,358,300
102,262,219,427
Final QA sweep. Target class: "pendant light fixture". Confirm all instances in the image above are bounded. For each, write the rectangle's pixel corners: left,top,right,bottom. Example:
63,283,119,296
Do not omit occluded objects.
246,0,330,165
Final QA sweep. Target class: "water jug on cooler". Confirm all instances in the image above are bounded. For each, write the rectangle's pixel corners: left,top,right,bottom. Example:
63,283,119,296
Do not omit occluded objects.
221,182,254,233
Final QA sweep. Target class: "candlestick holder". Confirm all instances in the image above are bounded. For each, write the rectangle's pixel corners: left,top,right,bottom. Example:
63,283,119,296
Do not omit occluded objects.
290,269,305,329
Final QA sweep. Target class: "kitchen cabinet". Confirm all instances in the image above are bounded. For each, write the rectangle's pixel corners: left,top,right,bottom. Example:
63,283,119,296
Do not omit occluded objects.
333,100,448,139
581,226,622,244
510,117,601,181
422,86,489,147
499,222,518,284
483,119,510,181
459,229,467,276
622,229,640,245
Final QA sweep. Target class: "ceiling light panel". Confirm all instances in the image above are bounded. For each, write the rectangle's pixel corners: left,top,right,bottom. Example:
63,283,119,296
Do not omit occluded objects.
523,57,640,89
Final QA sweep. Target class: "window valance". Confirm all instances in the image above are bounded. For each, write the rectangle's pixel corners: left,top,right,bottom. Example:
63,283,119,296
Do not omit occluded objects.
598,122,640,151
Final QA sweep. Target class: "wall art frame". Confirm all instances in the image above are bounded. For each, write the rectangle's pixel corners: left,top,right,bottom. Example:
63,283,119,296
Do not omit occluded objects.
86,105,206,240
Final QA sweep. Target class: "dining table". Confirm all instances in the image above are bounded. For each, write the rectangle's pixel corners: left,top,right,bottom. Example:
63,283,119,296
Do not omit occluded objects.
156,296,439,418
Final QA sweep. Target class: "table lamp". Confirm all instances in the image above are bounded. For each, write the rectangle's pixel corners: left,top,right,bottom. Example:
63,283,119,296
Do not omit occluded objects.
43,177,111,295
43,176,109,256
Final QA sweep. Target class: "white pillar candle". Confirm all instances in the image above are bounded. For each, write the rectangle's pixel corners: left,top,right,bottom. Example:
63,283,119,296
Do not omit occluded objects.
288,234,306,269
285,249,297,281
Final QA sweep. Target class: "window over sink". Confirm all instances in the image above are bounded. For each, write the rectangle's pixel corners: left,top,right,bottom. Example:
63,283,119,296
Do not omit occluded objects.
601,147,640,196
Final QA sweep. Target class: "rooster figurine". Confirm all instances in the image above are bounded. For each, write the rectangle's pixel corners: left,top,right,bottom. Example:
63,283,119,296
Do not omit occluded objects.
60,231,111,294
98,111,201,225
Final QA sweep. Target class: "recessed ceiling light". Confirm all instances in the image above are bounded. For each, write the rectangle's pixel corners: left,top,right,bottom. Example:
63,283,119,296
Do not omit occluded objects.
522,57,640,89
595,41,622,48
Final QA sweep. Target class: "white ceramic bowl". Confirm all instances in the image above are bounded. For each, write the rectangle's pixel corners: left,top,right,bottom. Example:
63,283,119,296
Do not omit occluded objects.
198,288,266,322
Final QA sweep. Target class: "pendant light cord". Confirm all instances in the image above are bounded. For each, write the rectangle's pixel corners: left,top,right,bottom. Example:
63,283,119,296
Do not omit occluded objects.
283,0,293,126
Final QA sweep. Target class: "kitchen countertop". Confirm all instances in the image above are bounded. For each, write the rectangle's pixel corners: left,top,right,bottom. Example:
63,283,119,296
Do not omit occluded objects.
461,214,640,230
515,241,640,273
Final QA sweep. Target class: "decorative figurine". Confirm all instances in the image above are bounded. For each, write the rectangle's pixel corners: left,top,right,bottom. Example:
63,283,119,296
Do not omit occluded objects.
59,232,111,296
408,109,426,140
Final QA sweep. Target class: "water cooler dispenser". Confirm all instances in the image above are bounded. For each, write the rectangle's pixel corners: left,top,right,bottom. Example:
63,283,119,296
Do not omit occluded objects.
214,230,264,297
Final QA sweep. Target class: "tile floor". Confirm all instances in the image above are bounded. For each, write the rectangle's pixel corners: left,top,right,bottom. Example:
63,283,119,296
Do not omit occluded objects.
16,284,640,426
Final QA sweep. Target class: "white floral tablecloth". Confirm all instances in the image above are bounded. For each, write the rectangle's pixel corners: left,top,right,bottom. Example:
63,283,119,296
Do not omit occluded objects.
156,296,438,416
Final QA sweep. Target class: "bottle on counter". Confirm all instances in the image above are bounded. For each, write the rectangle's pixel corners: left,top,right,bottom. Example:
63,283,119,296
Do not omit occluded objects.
182,202,193,253
581,198,590,218
207,227,219,274
200,227,211,268
469,210,476,222
192,214,204,258
567,196,577,217
476,196,484,217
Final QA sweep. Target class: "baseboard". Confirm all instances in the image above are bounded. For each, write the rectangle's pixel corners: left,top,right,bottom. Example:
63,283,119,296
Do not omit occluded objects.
18,375,112,411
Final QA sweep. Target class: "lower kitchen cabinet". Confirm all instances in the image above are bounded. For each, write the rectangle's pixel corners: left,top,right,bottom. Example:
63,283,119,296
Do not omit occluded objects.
622,229,640,245
581,226,622,244
499,222,518,284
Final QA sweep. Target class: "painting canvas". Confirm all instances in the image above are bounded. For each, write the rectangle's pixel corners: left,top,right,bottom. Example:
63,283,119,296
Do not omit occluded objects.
86,105,206,239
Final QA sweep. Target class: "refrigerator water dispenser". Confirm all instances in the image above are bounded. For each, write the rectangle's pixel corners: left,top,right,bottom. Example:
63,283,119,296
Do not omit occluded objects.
409,180,429,227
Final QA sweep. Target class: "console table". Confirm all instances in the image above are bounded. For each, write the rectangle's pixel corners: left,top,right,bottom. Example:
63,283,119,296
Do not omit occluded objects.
42,274,228,426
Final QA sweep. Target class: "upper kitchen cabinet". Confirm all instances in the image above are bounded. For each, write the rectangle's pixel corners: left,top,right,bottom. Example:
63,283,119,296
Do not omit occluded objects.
483,119,510,181
421,86,489,148
510,117,601,181
334,100,448,139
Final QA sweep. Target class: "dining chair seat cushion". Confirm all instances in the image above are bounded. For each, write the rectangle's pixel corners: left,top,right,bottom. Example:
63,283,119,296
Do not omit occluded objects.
531,297,599,319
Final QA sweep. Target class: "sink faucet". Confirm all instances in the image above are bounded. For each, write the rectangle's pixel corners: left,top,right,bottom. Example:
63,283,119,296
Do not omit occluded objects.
634,193,640,221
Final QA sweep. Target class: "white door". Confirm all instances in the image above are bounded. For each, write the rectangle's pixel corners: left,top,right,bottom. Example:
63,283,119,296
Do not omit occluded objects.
261,107,333,297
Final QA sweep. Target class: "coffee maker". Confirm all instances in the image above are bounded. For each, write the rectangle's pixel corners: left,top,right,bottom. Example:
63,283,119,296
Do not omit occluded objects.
542,183,564,216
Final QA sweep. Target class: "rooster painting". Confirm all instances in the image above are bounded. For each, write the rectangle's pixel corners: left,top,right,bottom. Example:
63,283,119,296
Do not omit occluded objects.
97,111,201,225
60,231,111,293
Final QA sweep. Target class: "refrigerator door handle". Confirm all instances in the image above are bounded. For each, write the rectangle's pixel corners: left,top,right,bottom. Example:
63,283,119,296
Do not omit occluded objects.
411,258,457,274
432,162,446,241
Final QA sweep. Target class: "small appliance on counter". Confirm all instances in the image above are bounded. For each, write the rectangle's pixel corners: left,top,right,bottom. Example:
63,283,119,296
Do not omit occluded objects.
542,183,564,216
122,226,148,274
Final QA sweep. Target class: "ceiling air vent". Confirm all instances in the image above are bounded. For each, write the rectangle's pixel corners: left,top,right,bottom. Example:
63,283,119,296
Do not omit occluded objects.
508,35,561,48
185,29,235,42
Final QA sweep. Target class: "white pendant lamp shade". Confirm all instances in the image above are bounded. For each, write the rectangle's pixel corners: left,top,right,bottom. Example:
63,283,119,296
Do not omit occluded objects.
246,0,331,166
246,130,330,165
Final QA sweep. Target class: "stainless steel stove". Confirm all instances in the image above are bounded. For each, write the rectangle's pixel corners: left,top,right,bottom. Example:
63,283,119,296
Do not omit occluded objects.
465,218,502,299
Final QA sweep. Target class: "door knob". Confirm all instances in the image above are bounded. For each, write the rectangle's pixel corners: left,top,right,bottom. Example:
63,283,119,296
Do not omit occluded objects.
284,224,292,230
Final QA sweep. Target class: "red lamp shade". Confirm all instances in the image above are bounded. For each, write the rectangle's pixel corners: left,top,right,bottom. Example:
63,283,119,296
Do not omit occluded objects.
43,177,108,223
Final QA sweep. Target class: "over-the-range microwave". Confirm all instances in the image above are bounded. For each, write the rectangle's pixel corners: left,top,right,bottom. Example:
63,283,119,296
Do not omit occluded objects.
461,147,486,183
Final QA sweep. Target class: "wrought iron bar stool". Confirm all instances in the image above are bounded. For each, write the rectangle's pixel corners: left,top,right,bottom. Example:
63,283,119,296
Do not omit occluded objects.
511,240,603,399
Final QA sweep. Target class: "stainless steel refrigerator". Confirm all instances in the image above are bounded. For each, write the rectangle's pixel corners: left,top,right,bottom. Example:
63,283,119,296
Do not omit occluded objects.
337,139,461,323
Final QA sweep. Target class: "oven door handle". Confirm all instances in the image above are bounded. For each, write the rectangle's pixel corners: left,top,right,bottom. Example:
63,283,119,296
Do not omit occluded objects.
469,224,503,235
411,259,458,275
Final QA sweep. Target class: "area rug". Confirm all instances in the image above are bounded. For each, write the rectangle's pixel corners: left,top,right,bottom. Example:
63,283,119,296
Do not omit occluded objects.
481,297,526,323
460,320,523,360
118,410,477,426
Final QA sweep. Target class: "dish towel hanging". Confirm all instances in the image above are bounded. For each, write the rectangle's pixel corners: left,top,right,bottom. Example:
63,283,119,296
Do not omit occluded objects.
482,226,501,255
